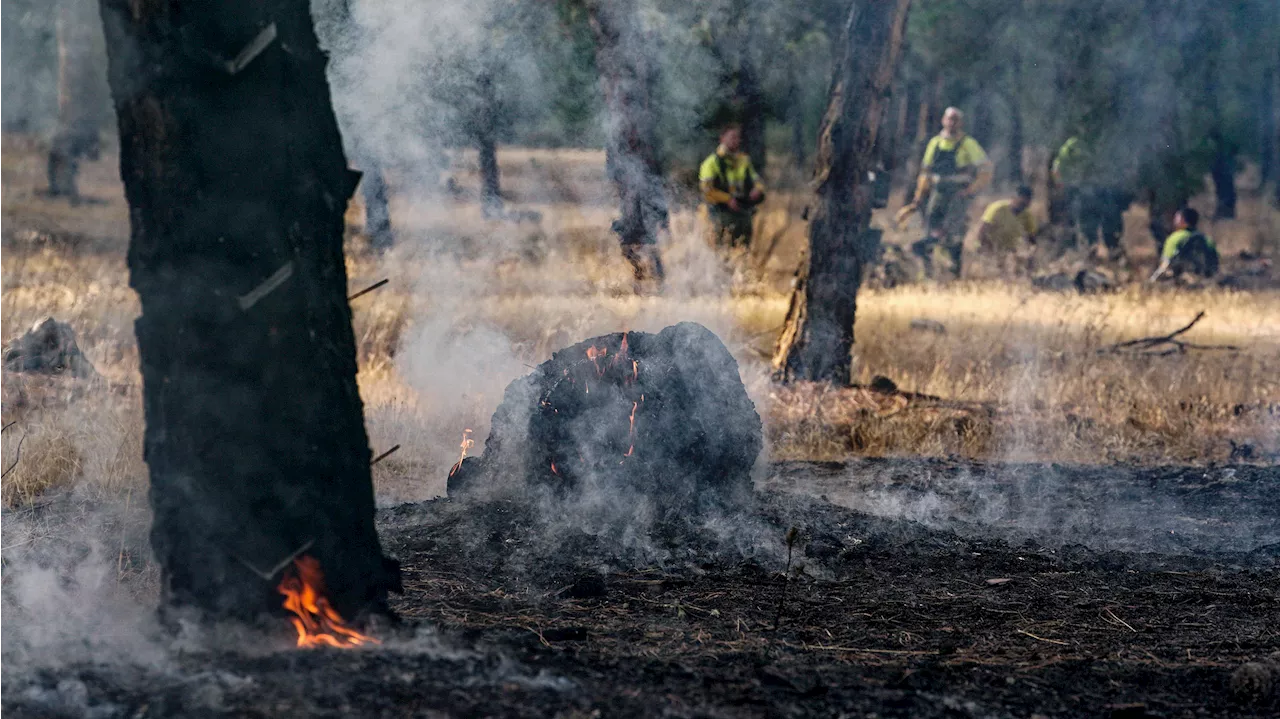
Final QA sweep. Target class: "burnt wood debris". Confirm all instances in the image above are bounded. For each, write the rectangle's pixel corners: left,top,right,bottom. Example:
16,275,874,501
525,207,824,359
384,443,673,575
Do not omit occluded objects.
98,0,400,620
448,322,762,513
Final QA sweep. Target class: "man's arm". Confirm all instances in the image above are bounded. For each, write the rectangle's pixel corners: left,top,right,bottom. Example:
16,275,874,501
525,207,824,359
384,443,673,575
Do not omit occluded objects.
960,138,992,196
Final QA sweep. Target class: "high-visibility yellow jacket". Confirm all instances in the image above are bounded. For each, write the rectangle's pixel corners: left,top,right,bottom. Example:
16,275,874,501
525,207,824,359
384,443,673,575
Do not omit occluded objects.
1052,136,1092,185
699,145,763,207
921,133,988,175
1162,229,1216,260
980,199,1037,251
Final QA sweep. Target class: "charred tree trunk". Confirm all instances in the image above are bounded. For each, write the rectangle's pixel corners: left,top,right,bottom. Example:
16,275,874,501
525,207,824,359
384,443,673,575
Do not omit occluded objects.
360,163,395,251
772,0,912,385
98,0,399,620
47,0,109,198
586,0,668,289
476,71,504,220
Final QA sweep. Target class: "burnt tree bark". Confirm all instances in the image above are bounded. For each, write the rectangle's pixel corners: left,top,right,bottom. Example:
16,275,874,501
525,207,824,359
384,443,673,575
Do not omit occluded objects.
772,0,912,385
98,0,399,619
585,0,669,288
47,0,109,198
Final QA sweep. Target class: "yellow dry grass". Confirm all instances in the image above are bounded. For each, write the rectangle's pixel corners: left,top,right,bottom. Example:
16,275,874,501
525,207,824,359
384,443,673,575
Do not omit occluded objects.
3,135,1278,507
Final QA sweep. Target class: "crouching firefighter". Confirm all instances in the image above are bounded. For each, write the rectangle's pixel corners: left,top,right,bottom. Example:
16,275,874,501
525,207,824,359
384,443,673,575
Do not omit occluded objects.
700,124,765,252
1150,207,1218,282
903,107,991,277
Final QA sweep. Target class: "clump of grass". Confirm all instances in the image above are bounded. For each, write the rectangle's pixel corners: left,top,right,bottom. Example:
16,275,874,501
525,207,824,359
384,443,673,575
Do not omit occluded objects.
2,425,84,507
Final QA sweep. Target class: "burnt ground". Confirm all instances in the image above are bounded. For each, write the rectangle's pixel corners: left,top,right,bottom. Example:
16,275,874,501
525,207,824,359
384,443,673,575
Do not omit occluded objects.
5,459,1279,718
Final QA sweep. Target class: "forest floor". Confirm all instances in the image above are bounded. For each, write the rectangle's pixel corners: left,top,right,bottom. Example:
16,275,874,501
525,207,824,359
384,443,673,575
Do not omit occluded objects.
4,459,1279,717
2,135,1279,716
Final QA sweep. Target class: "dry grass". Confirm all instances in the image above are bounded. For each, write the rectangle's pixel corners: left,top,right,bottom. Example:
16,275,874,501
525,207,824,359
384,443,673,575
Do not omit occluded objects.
3,135,1278,508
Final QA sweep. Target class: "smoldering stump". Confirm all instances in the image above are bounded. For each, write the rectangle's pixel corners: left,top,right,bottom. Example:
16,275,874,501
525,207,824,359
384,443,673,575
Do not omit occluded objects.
448,322,762,512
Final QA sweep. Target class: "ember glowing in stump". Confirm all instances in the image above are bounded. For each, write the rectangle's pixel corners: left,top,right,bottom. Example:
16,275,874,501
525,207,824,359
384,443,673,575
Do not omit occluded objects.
448,322,762,510
278,556,380,648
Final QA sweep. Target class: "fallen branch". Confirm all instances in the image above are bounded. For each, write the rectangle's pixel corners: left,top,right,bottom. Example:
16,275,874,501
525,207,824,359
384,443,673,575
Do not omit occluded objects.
1098,311,1239,356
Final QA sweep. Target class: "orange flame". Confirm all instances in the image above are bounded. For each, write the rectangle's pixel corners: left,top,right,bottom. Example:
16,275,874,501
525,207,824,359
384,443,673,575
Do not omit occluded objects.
448,428,474,477
586,345,608,375
278,556,380,649
623,400,638,458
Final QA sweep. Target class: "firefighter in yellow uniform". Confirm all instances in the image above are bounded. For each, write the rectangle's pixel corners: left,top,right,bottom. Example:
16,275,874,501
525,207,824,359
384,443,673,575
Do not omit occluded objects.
700,125,765,251
907,107,992,277
977,185,1037,275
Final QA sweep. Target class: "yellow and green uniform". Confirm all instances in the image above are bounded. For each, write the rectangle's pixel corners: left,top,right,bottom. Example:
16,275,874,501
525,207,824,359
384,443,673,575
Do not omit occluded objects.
1161,228,1219,277
700,145,764,248
980,200,1037,252
921,134,988,177
1052,136,1092,186
1162,229,1216,260
699,146,763,206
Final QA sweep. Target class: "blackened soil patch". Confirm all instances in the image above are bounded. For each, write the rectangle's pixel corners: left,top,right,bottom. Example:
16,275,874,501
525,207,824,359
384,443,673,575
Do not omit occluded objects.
5,461,1278,718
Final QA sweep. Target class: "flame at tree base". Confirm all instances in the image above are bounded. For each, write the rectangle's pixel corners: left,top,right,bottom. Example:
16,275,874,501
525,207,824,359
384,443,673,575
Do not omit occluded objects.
278,555,381,649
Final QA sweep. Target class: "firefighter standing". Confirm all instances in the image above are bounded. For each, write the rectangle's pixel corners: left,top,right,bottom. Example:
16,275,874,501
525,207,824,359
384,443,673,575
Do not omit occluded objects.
908,107,992,277
700,125,765,251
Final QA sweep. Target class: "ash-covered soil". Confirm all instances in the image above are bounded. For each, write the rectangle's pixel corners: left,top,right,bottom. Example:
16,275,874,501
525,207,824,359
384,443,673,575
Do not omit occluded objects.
5,460,1279,718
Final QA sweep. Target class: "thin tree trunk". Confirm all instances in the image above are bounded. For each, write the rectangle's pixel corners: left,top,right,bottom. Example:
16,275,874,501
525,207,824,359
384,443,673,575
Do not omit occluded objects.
1210,134,1236,219
772,0,912,385
787,71,808,171
1261,62,1275,189
477,71,504,219
48,0,109,198
98,0,400,619
1006,59,1024,185
738,54,767,174
586,0,668,288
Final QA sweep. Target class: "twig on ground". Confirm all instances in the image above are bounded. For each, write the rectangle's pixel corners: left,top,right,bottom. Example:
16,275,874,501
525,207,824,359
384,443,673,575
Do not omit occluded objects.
1017,629,1070,646
1098,311,1239,356
773,526,799,632
1102,607,1137,633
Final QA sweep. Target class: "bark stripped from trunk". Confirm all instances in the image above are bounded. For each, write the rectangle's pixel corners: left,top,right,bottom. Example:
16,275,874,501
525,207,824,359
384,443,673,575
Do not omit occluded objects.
772,0,912,385
586,0,669,287
48,0,110,197
98,0,399,620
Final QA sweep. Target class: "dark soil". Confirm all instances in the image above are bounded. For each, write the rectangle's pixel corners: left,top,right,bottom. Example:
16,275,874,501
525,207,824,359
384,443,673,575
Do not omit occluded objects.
5,460,1279,718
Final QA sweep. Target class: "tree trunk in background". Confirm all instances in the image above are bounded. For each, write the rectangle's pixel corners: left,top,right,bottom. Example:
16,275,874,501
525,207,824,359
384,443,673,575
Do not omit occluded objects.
99,0,400,620
738,55,768,174
1006,58,1024,185
361,164,395,250
47,0,109,198
586,0,669,288
1210,134,1236,219
788,72,808,170
903,74,940,196
476,71,505,219
772,0,912,385
1261,63,1275,190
